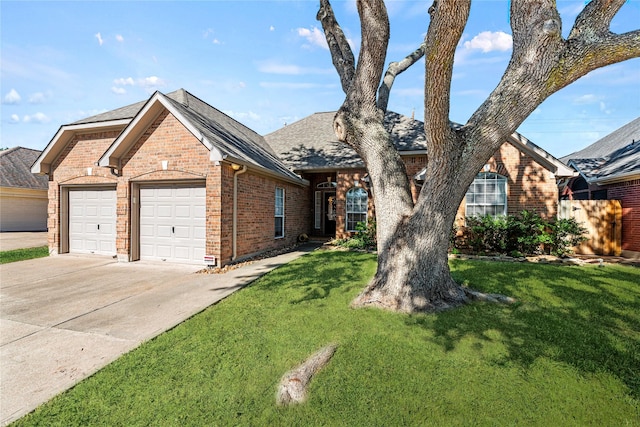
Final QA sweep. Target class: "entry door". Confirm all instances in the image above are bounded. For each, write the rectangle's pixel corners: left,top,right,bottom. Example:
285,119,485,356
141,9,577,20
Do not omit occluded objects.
139,186,206,264
68,189,116,255
324,192,336,236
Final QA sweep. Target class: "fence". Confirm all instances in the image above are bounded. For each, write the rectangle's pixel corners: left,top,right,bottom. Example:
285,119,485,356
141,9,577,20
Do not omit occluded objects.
558,199,622,256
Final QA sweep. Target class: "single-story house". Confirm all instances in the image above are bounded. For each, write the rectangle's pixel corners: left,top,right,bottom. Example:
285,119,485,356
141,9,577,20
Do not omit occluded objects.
32,89,573,266
264,111,574,239
560,117,640,257
1,147,49,232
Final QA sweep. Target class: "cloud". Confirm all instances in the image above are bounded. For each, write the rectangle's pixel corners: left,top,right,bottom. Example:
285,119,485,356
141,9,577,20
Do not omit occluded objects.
3,89,21,104
9,114,20,124
28,91,51,104
212,38,221,45
116,34,124,42
138,76,166,90
270,25,275,32
296,27,329,50
259,82,335,90
111,76,167,94
599,101,612,114
114,77,135,86
257,60,333,75
573,94,599,105
111,86,127,95
23,112,50,124
95,32,104,46
224,110,261,121
463,31,512,53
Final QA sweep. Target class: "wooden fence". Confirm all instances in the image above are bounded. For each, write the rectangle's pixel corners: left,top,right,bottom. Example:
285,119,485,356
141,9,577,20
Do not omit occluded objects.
558,200,622,256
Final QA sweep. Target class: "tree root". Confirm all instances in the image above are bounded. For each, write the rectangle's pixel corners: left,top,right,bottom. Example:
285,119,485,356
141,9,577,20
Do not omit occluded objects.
276,344,338,406
462,286,517,304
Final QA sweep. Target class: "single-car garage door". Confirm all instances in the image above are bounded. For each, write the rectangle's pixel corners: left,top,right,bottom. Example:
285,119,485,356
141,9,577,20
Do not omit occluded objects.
69,188,116,255
139,186,206,264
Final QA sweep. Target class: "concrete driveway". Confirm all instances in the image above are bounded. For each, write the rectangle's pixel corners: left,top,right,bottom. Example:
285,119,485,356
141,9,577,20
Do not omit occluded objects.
0,248,313,425
0,232,48,251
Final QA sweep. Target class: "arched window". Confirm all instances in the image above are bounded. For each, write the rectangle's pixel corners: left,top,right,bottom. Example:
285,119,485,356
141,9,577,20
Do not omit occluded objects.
346,187,368,232
465,172,507,217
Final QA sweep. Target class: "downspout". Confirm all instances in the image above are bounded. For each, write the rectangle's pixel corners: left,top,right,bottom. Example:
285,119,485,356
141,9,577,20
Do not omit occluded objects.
232,165,248,261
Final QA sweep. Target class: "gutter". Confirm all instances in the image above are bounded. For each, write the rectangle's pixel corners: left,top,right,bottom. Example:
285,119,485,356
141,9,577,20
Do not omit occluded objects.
232,165,248,261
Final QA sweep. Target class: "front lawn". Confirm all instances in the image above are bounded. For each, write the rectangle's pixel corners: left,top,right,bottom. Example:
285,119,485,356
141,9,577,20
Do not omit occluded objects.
14,251,640,426
0,246,48,264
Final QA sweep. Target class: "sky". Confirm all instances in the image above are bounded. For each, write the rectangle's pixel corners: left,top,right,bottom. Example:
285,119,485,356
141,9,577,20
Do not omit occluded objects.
1,0,639,159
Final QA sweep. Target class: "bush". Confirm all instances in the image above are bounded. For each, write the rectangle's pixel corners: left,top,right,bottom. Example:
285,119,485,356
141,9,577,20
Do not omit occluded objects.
336,219,377,250
460,211,588,257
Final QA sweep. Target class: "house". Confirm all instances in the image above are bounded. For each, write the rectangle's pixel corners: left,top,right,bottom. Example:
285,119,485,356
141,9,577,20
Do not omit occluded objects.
32,89,573,266
31,89,309,266
1,147,49,232
560,117,640,258
264,111,574,239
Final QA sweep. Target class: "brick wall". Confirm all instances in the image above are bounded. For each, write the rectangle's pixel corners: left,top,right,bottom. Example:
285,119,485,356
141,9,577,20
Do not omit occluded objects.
607,179,640,253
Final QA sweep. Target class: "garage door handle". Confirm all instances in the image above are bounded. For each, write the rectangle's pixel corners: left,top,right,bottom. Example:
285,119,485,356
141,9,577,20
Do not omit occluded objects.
172,226,175,234
97,224,100,230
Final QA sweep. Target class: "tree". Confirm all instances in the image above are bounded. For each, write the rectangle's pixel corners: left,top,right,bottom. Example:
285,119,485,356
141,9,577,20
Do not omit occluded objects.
317,0,640,313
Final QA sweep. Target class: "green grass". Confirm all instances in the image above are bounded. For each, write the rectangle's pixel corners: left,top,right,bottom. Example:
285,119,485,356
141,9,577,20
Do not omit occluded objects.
14,251,640,426
0,246,48,264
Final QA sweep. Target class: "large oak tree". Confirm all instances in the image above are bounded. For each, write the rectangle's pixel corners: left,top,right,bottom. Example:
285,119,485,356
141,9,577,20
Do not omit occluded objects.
317,0,639,313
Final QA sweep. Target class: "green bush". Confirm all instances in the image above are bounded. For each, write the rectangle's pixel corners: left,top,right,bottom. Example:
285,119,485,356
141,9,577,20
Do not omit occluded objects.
336,219,377,250
461,211,588,257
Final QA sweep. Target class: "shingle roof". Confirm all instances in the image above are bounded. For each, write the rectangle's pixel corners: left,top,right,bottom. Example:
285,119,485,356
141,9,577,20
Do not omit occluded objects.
160,91,298,181
0,147,49,190
561,117,640,183
264,111,428,170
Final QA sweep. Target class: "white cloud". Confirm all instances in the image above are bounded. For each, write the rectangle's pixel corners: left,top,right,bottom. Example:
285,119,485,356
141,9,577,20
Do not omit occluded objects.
95,32,104,46
599,101,612,114
212,38,221,45
116,34,124,42
3,89,21,104
28,91,51,104
259,82,332,90
23,112,50,124
114,77,135,86
270,25,275,32
138,76,166,89
573,94,598,105
463,31,512,53
111,86,127,95
258,60,333,75
9,114,20,123
297,27,329,50
224,110,261,121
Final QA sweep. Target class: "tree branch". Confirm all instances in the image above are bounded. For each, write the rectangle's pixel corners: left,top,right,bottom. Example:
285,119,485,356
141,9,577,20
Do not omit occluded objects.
377,42,426,112
570,0,627,39
423,0,471,145
317,0,356,94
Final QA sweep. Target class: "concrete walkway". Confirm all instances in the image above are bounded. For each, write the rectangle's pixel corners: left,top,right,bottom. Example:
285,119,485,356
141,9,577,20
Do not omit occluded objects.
0,232,48,252
0,246,316,425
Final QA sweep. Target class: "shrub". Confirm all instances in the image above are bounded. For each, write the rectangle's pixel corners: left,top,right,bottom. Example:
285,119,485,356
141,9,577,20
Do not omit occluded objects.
336,219,377,250
466,215,509,253
549,218,589,257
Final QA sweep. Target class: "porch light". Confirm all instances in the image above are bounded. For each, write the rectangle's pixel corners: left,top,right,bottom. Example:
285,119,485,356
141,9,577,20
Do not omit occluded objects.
231,163,242,171
86,167,92,176
161,160,169,170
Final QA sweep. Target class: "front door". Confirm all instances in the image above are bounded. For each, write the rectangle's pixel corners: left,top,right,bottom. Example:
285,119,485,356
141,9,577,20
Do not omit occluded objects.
324,192,336,236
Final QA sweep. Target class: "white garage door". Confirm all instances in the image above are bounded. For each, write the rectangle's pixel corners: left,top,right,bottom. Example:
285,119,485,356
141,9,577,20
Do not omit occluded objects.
139,186,206,264
69,189,116,255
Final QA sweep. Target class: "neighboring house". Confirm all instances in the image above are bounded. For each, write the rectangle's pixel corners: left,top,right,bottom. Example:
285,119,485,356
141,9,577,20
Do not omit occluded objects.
32,89,573,266
265,111,574,239
31,89,309,266
0,147,49,232
561,117,640,257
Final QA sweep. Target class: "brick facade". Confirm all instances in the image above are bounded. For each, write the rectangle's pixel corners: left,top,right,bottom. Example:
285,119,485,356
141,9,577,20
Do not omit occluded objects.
46,110,309,266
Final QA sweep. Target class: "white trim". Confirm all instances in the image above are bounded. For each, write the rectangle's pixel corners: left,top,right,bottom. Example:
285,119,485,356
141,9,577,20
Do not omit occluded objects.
275,187,285,239
345,187,368,232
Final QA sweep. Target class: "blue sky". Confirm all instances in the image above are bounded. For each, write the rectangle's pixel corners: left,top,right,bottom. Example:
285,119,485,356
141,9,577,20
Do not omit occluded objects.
1,0,638,158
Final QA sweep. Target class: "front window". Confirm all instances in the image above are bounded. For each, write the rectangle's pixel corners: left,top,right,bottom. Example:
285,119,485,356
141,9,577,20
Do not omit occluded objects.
275,187,284,238
465,172,507,217
346,187,368,232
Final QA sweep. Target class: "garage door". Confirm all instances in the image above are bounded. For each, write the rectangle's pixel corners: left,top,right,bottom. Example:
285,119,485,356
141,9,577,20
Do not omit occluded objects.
139,186,206,264
69,189,116,255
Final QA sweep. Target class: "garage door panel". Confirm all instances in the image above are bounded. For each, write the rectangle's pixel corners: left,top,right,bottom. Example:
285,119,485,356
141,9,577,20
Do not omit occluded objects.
68,189,116,256
139,185,206,264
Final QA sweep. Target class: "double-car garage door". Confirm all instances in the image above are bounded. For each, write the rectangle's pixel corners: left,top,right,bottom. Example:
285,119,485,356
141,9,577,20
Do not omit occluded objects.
68,185,206,264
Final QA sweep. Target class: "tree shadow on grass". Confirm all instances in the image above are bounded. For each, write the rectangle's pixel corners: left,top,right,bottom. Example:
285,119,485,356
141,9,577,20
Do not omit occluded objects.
407,260,640,399
254,250,376,305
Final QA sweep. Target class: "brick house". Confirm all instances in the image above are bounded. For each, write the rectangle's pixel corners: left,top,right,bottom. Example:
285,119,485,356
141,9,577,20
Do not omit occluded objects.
265,111,574,240
32,89,573,266
561,117,640,258
32,89,309,266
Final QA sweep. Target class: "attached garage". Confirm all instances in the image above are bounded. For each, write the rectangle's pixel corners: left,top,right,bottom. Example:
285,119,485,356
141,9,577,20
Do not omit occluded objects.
138,185,206,265
68,188,116,255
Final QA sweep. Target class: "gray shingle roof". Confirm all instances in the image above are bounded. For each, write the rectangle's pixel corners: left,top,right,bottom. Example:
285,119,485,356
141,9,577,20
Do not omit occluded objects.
264,111,428,170
0,147,49,190
561,117,640,182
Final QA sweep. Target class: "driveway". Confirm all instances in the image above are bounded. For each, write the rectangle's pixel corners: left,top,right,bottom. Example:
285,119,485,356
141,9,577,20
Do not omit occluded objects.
0,232,48,251
0,248,314,425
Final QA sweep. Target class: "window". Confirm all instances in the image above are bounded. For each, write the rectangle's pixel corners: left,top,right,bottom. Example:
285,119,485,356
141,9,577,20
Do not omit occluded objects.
275,187,284,238
465,172,507,217
346,187,368,232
